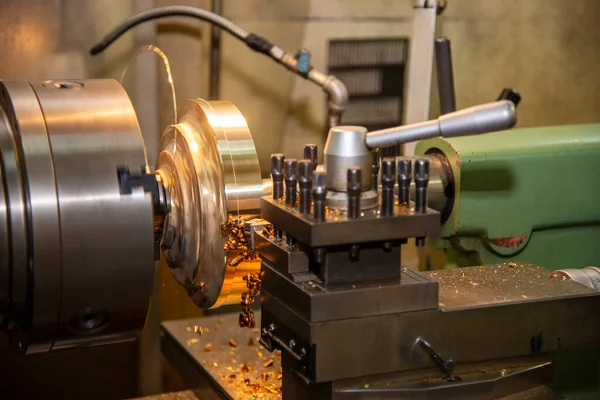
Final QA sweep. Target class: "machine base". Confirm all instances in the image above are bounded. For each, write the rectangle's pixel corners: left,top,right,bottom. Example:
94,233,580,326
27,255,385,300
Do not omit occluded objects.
161,312,559,400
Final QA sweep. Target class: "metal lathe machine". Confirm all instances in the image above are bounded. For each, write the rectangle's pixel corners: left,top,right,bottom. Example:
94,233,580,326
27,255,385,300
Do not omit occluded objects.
1,4,600,400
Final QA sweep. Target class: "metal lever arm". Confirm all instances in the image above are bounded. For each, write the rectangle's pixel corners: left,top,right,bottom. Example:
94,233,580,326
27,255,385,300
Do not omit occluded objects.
365,100,516,149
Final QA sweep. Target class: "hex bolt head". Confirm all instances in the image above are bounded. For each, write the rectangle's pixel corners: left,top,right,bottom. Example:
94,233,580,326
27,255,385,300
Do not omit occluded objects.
381,157,396,186
414,158,430,184
313,171,327,222
285,159,298,206
347,168,362,193
398,158,412,183
284,159,298,181
313,171,326,196
347,167,362,219
271,153,285,199
298,160,312,183
303,144,318,170
380,157,396,217
271,153,285,176
414,158,430,214
398,158,412,205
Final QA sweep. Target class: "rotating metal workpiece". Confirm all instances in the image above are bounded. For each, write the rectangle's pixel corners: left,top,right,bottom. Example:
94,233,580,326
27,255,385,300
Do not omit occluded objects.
3,76,598,399
156,98,265,309
0,80,268,353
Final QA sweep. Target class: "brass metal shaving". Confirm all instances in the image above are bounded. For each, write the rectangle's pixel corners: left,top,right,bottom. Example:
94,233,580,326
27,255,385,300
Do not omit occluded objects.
262,224,274,238
239,273,261,328
263,358,274,368
221,216,258,267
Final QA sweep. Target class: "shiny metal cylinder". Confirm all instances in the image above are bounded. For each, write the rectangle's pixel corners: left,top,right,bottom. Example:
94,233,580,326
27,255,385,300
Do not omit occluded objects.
324,126,372,191
365,100,516,149
156,99,262,309
0,79,155,353
555,267,600,292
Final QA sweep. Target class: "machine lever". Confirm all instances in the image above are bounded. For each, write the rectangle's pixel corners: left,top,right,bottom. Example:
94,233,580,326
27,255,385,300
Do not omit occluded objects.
365,100,516,149
435,37,456,115
260,329,305,362
417,337,457,378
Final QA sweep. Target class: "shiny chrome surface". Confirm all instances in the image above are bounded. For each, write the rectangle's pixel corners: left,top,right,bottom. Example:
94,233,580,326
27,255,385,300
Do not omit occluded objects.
157,99,262,309
0,85,29,333
366,100,517,149
555,267,600,292
0,81,61,352
325,189,379,211
323,126,372,192
261,177,273,198
0,79,155,353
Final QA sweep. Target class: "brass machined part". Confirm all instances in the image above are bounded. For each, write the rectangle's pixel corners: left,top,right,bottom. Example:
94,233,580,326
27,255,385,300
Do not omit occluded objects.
156,99,262,309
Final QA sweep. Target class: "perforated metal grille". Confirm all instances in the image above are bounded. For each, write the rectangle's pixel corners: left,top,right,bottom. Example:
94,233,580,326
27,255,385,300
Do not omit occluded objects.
329,39,407,68
328,38,408,142
343,98,401,125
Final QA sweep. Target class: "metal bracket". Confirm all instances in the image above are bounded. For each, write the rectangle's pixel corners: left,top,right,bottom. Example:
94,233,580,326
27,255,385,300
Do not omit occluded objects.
117,166,169,215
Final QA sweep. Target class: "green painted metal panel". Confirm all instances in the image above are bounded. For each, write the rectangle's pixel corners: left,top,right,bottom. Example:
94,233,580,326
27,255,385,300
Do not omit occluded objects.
417,123,600,270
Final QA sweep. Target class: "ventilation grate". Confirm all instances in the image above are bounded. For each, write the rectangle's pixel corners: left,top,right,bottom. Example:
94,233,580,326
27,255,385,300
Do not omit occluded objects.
328,38,408,157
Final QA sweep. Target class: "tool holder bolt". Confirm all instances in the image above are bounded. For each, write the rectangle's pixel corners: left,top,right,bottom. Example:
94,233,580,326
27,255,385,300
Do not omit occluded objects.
414,158,430,213
303,144,318,171
380,157,396,217
285,159,298,206
298,160,312,214
271,154,285,200
371,149,380,191
414,158,430,247
347,168,362,219
313,171,326,222
398,158,412,206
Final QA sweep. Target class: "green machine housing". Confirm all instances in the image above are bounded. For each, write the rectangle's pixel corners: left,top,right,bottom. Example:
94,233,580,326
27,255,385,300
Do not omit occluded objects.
416,123,600,398
416,123,600,271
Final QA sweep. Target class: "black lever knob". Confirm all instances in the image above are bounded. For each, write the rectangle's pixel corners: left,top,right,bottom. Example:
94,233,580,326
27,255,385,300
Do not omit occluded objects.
496,88,521,107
